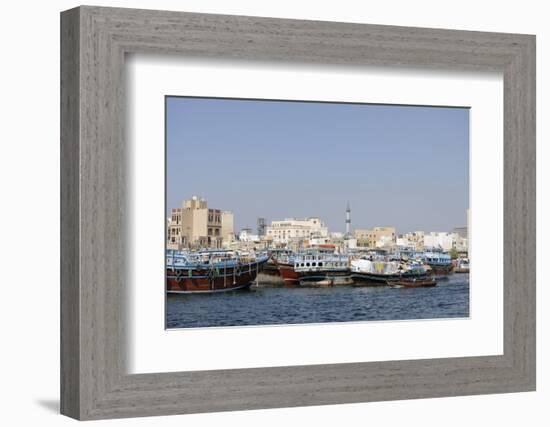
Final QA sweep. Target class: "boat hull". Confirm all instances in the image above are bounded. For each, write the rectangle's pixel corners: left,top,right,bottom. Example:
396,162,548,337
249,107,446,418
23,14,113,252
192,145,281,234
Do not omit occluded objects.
166,260,265,293
427,263,454,275
300,275,353,287
261,260,281,276
167,282,253,294
387,278,437,288
277,262,350,287
352,271,429,286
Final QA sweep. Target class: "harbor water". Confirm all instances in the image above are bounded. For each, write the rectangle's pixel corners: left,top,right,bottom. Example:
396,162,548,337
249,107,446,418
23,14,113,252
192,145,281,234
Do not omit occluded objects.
166,273,469,329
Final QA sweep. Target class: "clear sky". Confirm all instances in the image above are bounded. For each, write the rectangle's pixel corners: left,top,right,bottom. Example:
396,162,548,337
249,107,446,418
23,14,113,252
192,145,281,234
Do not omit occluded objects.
166,97,469,234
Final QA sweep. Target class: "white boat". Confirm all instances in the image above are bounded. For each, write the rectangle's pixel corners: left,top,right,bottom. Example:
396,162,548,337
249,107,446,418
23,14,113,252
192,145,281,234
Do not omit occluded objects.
454,257,470,273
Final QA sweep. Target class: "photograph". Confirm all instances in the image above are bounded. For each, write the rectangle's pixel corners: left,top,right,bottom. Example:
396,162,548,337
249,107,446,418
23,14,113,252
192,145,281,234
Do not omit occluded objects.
165,96,470,329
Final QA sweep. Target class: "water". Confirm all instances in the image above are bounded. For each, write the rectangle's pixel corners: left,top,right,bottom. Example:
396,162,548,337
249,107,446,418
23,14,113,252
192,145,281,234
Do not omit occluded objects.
166,273,469,329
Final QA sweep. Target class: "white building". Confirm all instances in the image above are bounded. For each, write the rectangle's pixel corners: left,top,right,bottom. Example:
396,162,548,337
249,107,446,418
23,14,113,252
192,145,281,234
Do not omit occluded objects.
396,236,417,251
424,232,463,251
266,217,328,244
454,234,469,253
309,235,331,246
238,228,259,242
344,238,357,249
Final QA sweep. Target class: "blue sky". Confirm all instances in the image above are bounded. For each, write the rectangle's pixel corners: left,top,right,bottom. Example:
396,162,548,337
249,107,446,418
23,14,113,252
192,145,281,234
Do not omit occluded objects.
166,97,469,234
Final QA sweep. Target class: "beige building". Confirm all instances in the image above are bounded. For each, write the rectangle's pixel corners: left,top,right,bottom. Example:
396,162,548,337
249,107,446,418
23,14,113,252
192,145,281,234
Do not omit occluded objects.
167,196,234,249
266,217,328,244
354,227,396,248
397,231,425,250
221,211,235,244
167,208,184,249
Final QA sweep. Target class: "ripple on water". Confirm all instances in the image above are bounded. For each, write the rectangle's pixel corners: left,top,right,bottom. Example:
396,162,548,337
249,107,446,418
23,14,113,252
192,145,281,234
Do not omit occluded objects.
166,274,470,329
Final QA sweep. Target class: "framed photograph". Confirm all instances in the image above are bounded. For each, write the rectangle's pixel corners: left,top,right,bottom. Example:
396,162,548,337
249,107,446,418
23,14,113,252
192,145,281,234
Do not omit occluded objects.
61,6,536,420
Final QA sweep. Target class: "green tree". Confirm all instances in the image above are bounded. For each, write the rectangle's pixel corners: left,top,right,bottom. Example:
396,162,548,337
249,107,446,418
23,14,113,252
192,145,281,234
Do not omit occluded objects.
449,247,459,259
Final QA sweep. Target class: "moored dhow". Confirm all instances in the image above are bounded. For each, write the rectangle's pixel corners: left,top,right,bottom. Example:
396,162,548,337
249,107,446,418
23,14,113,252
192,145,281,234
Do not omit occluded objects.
276,250,351,286
351,258,429,286
387,277,437,288
423,250,454,275
166,249,269,293
263,248,294,276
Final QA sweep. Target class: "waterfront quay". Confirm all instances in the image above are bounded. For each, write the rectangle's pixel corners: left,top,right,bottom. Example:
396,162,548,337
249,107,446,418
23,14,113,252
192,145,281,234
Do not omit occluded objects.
166,196,470,293
165,196,470,328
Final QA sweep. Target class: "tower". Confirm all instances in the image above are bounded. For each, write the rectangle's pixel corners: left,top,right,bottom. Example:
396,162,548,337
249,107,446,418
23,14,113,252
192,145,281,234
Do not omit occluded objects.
257,217,266,237
345,201,351,237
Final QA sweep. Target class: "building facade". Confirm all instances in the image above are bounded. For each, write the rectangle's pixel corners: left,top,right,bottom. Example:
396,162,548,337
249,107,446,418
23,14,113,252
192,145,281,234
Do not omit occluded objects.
354,226,396,248
396,231,425,251
221,211,235,244
166,196,234,249
238,227,259,242
396,230,468,253
266,217,328,244
423,231,466,252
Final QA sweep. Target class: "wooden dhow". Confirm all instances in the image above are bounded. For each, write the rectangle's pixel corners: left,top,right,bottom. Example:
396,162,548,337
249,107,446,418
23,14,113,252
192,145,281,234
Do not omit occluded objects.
387,277,437,288
351,258,430,286
276,250,351,287
166,249,269,293
423,250,454,275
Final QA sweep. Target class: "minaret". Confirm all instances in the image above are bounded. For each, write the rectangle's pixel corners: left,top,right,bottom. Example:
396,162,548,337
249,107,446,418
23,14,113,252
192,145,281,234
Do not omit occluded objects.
345,201,351,237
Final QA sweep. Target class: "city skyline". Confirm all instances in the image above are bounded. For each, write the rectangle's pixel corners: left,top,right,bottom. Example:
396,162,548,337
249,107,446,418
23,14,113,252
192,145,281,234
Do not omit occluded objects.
167,195,467,236
166,97,469,234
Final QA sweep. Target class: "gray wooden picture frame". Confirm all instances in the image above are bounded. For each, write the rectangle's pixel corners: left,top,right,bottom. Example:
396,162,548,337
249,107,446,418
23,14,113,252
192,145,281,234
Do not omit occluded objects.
60,5,536,420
